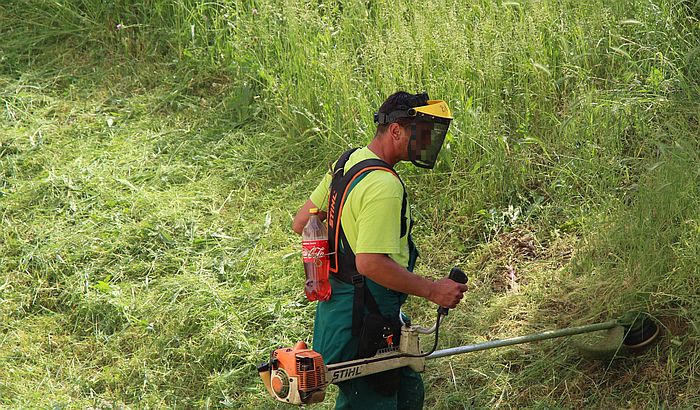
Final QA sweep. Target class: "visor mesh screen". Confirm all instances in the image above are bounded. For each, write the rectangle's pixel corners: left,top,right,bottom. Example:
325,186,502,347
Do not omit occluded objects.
411,121,448,166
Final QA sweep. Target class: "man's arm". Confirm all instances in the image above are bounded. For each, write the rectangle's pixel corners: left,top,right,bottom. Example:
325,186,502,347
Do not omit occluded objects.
356,253,467,309
292,199,327,235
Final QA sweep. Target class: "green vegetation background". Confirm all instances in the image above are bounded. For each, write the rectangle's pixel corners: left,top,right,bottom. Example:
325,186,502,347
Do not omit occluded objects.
1,0,698,408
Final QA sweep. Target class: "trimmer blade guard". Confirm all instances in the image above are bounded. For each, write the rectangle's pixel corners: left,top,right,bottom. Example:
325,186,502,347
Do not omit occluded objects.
574,312,660,360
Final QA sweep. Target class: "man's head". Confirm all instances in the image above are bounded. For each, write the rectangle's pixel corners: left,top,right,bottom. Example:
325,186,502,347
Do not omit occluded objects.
373,91,453,169
375,92,430,135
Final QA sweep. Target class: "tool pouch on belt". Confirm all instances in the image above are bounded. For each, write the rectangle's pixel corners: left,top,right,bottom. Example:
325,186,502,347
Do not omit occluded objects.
356,286,403,396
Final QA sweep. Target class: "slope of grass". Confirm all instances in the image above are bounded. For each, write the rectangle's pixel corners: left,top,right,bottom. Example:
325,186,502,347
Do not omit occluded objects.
1,0,699,408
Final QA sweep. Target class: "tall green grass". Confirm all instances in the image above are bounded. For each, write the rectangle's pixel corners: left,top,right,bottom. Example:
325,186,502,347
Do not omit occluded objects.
1,0,699,407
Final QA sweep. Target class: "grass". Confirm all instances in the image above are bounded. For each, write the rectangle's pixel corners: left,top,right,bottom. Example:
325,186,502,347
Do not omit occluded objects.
1,0,699,408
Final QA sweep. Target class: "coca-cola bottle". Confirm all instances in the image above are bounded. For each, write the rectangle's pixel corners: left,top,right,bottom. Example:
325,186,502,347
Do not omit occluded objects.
302,208,331,301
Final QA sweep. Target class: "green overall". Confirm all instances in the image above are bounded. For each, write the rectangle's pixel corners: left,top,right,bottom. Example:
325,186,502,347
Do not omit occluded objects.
309,147,424,409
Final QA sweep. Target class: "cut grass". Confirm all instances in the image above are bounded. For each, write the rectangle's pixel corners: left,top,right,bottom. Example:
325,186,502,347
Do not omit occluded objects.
1,0,699,408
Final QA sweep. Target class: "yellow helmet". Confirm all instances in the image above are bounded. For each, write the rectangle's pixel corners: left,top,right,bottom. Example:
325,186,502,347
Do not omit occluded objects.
410,100,453,121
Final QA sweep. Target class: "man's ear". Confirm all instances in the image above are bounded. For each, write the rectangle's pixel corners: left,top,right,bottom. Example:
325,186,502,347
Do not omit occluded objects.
389,122,402,140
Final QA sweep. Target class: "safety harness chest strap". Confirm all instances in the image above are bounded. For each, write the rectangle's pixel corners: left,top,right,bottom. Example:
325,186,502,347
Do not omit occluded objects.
326,148,409,336
328,154,407,276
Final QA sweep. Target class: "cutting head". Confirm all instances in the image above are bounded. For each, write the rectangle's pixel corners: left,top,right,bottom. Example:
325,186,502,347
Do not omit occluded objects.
573,312,660,360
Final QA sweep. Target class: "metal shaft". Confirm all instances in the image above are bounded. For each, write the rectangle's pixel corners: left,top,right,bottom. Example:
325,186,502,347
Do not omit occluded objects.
426,320,619,360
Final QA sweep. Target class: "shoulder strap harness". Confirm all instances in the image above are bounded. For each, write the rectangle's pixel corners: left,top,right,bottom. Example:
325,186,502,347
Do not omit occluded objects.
326,148,411,336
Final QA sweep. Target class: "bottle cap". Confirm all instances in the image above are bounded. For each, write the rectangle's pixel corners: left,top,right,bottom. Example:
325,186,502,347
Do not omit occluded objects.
309,207,319,214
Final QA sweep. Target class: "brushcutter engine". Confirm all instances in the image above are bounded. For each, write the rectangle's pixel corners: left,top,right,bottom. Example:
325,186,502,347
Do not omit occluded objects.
258,341,328,405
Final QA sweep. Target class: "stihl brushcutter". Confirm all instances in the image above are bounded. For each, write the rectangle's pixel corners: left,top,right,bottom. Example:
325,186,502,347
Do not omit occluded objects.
257,268,659,406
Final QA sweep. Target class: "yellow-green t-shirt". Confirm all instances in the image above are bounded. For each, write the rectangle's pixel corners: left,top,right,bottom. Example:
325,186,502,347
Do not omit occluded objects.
309,147,410,268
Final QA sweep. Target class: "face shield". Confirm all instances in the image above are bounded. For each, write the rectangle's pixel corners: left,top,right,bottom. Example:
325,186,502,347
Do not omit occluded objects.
374,100,453,169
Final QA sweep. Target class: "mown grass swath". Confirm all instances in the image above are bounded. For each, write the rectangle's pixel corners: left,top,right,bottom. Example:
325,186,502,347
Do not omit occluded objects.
1,0,698,408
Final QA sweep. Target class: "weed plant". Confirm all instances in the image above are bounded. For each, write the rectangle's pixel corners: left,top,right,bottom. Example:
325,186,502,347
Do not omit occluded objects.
1,0,699,408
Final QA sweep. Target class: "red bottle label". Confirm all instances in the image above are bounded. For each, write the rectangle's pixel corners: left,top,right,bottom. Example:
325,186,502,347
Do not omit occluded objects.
302,239,328,263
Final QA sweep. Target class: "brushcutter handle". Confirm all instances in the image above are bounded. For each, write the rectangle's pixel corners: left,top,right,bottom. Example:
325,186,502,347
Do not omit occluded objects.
438,267,468,316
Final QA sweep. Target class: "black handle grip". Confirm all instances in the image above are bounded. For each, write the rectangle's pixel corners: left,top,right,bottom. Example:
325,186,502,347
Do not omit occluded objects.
438,267,468,316
449,267,468,284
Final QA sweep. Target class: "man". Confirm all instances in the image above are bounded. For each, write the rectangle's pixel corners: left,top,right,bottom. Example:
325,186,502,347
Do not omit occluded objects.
292,91,468,409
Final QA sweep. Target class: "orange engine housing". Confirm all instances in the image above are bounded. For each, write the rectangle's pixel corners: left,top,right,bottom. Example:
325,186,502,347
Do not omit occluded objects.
270,341,327,404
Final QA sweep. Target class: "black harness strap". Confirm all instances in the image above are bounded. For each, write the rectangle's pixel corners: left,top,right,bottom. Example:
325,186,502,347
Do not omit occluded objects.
326,148,409,336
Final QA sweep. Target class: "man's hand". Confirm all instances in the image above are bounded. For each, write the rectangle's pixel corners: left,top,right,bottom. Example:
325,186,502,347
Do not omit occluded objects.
427,278,468,309
356,253,468,309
